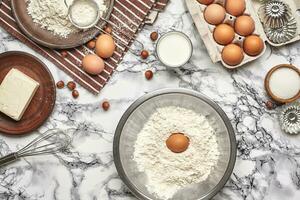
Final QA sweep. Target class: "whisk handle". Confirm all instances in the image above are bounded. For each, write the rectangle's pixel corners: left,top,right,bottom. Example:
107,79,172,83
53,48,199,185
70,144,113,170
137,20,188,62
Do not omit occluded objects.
0,153,18,167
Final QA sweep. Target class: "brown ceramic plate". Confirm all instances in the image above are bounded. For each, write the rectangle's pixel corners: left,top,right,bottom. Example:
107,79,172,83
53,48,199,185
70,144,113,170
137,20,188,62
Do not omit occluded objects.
0,51,56,135
11,0,114,49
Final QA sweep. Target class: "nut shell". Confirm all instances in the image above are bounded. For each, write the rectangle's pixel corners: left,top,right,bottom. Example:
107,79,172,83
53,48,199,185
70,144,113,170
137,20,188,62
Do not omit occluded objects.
56,81,65,89
102,101,110,111
150,32,159,41
87,40,96,49
145,70,153,80
141,50,149,59
72,90,79,99
67,81,76,90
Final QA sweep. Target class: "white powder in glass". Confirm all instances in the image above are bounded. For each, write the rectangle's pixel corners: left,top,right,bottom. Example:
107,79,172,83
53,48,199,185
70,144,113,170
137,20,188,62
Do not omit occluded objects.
27,0,107,38
70,1,98,27
133,106,220,199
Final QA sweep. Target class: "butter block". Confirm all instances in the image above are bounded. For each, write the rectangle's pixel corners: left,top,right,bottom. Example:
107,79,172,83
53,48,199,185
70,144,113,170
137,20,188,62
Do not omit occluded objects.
0,69,40,121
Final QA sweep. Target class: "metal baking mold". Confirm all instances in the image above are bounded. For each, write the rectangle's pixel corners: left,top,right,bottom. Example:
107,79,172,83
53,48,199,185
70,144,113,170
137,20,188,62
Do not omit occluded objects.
279,102,300,135
259,0,292,28
265,17,297,44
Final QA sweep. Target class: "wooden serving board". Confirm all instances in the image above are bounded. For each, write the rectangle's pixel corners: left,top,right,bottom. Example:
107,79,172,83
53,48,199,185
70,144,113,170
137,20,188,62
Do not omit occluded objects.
0,51,56,135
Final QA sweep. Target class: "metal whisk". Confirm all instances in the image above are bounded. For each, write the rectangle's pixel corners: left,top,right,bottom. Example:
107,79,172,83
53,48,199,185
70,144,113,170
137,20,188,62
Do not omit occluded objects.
0,129,71,167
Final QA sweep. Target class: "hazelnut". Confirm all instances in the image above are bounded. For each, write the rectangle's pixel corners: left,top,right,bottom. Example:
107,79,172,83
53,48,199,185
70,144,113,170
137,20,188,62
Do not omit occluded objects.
56,80,65,89
87,40,96,49
265,100,274,110
145,70,153,80
61,50,68,58
104,26,112,34
67,81,76,90
141,50,149,59
150,31,158,41
102,101,110,111
72,90,79,99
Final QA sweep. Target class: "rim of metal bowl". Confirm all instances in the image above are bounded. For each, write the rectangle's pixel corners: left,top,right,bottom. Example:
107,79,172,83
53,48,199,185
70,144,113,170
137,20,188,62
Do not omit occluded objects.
113,88,237,200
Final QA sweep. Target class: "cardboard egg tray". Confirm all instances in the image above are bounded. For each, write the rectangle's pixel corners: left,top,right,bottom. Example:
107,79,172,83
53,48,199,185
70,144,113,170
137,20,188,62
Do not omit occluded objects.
185,0,300,69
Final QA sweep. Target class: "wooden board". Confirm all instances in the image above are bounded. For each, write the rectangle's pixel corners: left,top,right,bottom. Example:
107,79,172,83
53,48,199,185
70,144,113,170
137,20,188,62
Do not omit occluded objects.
0,51,56,135
11,0,114,49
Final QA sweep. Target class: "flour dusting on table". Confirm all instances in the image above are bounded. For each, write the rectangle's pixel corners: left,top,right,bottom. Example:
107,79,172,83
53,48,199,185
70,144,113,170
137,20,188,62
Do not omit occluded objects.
133,106,220,199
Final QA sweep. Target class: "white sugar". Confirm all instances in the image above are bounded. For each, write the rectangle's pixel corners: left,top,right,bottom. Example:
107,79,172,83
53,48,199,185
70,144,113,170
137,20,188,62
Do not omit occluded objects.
269,67,300,99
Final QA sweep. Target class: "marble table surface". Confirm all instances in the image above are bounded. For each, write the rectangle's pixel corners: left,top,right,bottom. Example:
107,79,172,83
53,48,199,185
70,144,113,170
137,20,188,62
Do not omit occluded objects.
1,0,300,199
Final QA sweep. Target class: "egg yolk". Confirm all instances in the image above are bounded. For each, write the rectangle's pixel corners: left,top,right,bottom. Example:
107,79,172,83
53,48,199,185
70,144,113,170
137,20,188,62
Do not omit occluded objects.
166,133,190,153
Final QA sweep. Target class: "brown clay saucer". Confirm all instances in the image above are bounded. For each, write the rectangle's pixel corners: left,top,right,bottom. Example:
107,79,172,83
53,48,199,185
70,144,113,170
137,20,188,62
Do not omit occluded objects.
0,51,56,135
265,64,300,104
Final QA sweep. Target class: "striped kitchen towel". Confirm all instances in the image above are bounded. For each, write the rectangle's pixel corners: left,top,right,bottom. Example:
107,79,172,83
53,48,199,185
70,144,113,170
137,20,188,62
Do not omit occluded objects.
154,0,169,10
0,0,169,94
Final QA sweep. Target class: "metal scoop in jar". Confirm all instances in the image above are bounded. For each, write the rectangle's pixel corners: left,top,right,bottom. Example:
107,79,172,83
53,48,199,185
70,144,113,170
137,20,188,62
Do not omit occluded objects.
64,0,144,54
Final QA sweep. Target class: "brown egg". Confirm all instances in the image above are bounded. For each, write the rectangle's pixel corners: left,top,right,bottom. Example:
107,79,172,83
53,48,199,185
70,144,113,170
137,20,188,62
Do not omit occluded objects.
243,35,264,56
222,44,244,66
197,0,214,5
96,34,116,58
225,0,246,16
166,133,190,153
82,54,105,75
204,4,226,25
213,24,235,45
235,15,255,36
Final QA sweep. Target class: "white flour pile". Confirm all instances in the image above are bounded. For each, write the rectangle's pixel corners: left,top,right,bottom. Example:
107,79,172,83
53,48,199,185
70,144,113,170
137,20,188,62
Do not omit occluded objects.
133,106,220,199
26,0,107,37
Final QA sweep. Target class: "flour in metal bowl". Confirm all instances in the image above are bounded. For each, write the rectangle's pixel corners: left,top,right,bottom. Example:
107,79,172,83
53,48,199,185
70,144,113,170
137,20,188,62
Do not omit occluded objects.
133,106,220,199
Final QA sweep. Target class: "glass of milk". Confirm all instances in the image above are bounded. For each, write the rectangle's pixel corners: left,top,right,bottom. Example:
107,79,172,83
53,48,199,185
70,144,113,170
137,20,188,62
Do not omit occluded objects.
156,31,193,68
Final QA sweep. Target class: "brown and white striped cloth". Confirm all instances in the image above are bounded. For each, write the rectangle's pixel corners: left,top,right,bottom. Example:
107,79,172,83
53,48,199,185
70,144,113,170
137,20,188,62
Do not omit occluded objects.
0,0,169,94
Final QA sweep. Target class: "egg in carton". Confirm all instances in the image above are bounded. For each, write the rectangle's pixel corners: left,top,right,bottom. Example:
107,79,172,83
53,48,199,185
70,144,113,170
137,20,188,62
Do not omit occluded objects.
185,0,300,69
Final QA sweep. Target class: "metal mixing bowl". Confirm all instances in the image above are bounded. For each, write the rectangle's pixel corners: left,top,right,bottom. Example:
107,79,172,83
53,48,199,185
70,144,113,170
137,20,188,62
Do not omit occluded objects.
113,88,236,200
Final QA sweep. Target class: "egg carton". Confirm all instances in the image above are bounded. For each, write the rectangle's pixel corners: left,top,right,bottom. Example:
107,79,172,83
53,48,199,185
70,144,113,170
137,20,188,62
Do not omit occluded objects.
185,0,300,69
